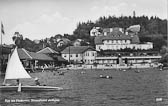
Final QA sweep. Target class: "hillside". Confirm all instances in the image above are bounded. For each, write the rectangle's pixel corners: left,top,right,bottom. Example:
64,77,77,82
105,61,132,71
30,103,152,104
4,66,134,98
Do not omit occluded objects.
13,15,167,52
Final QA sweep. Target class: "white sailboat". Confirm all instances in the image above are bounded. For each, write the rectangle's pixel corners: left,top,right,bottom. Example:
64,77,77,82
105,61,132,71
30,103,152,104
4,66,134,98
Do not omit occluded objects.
0,47,63,92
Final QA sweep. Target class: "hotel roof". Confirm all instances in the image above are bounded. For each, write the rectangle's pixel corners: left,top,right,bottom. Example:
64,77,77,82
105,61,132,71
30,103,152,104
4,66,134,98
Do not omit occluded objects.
95,28,140,44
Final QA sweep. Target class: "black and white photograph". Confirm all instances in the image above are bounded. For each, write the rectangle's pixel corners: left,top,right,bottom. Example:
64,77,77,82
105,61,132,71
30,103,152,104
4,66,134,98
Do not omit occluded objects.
0,0,167,105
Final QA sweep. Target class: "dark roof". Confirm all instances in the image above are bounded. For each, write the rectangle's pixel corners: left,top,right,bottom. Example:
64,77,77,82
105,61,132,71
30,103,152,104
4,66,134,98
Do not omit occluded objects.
18,48,32,60
28,51,54,61
18,48,53,61
37,47,59,54
37,47,67,62
61,46,95,54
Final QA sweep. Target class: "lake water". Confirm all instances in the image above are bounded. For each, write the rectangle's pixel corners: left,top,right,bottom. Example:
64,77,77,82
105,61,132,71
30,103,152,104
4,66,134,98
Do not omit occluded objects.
1,68,168,106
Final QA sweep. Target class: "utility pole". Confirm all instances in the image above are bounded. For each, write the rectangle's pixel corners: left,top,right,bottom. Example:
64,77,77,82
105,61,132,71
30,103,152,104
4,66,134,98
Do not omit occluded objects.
69,45,70,64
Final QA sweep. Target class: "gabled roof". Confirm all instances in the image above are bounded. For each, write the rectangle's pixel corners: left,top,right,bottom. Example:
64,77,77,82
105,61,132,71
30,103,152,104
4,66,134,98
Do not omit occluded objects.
18,48,32,60
37,47,59,54
61,46,95,54
18,48,53,61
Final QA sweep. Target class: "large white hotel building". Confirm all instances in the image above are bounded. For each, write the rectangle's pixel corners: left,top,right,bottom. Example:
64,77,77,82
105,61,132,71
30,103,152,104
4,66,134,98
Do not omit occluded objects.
90,25,161,66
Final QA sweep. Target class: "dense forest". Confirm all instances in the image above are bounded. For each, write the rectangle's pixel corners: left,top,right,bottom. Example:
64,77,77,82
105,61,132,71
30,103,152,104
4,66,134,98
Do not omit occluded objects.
13,15,167,52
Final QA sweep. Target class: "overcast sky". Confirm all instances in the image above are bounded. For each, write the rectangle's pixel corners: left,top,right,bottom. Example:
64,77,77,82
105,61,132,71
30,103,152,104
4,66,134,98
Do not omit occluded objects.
0,0,167,44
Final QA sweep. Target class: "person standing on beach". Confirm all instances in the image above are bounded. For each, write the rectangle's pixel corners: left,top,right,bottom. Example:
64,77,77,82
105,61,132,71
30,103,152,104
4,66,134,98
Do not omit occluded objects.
16,79,19,85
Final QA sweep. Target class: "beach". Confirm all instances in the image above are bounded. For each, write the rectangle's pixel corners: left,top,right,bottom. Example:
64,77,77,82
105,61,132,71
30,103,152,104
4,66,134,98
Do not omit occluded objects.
0,68,168,106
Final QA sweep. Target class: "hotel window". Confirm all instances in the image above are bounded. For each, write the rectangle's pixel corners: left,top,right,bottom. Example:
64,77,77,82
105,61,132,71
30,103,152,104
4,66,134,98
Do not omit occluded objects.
99,46,101,50
92,52,94,56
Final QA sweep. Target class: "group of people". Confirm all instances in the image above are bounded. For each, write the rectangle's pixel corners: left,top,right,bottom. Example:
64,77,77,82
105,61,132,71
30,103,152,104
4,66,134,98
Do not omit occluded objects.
99,75,112,79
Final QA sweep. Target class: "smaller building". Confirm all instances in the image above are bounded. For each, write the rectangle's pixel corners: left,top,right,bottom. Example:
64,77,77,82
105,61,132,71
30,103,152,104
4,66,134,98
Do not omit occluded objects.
61,46,97,64
37,47,67,66
18,48,54,70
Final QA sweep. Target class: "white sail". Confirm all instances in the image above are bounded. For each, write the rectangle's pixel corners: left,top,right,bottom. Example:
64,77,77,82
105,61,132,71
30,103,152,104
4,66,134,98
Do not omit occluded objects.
4,47,31,80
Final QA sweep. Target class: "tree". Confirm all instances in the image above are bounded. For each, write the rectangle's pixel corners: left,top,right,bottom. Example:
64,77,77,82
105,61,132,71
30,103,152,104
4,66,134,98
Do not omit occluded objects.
12,32,24,48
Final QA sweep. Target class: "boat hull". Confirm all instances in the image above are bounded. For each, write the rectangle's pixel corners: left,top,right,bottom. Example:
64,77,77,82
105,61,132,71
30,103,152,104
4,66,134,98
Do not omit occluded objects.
0,85,63,91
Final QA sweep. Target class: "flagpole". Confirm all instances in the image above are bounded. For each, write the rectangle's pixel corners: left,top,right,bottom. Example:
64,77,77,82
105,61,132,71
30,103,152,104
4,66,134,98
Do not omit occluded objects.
1,21,3,73
167,0,168,48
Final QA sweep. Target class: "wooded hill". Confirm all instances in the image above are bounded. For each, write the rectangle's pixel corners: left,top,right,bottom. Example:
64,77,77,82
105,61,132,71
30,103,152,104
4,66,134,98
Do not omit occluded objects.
13,15,167,52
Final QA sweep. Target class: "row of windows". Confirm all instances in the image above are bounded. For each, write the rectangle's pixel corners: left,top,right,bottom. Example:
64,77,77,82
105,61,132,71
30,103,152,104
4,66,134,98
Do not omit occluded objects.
84,52,96,56
67,59,94,64
84,59,94,63
98,44,153,50
103,40,130,44
97,59,152,64
64,54,80,58
63,53,96,58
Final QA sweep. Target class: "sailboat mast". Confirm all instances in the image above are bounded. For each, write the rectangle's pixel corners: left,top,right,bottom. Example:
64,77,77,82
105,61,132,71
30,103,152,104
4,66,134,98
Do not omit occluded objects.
1,22,5,84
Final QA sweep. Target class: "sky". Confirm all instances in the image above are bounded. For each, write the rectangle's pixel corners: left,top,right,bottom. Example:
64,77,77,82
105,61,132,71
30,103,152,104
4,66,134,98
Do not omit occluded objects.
0,0,167,44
